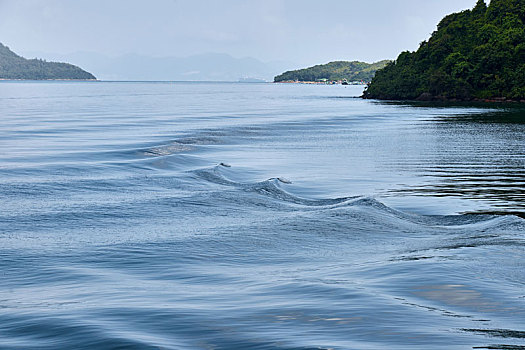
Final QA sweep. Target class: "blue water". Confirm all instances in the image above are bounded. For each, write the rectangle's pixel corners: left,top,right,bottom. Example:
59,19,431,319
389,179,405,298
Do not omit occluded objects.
0,81,524,350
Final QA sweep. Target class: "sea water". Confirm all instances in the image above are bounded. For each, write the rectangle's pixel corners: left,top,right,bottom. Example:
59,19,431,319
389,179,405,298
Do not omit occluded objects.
0,81,524,349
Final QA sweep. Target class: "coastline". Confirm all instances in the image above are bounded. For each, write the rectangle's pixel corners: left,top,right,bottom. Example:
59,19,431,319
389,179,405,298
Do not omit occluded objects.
275,80,367,85
0,78,97,81
362,94,525,104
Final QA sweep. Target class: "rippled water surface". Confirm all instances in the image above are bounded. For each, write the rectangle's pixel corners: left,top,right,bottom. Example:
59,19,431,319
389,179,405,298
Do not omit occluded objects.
0,81,524,349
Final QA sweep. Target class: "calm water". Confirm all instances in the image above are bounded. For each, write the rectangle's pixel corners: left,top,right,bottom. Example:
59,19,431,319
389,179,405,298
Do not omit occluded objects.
0,81,524,350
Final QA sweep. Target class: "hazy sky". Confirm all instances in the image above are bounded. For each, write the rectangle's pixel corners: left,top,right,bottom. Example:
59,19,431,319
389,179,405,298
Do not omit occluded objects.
0,0,479,66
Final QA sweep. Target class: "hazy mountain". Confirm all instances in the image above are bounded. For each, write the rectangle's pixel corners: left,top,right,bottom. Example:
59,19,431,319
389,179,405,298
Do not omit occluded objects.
21,51,296,82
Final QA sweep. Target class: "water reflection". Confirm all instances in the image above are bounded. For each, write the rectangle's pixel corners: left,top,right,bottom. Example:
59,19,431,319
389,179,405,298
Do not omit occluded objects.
384,103,525,217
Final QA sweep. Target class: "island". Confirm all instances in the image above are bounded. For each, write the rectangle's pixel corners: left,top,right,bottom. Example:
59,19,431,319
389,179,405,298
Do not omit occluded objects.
363,0,525,102
274,60,390,84
0,43,96,80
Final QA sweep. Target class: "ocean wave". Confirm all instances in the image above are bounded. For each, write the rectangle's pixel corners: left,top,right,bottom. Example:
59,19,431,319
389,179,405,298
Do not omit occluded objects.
191,165,525,230
192,164,356,207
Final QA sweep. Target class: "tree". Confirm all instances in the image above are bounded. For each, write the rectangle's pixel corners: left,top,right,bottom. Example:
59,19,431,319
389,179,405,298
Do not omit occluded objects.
364,0,525,100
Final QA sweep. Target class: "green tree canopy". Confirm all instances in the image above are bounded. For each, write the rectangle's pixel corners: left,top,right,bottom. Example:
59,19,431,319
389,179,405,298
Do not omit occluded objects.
274,60,390,83
364,0,525,101
0,43,96,80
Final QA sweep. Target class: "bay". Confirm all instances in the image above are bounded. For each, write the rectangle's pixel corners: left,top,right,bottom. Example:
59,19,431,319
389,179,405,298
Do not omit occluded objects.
0,81,524,349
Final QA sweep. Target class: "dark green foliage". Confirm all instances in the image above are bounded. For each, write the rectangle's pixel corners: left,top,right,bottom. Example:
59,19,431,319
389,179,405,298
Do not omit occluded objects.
274,60,390,83
364,0,525,100
0,43,96,80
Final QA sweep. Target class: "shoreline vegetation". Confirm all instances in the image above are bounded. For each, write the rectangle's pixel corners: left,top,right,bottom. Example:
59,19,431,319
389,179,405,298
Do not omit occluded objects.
0,43,96,80
274,60,389,85
363,0,525,102
275,80,367,85
0,78,97,81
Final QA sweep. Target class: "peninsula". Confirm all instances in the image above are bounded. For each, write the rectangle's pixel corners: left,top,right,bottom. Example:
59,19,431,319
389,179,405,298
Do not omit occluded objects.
274,60,390,84
0,43,96,80
364,0,525,102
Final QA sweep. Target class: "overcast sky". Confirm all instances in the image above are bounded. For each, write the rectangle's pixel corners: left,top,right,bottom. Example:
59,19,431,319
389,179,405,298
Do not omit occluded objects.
0,0,479,66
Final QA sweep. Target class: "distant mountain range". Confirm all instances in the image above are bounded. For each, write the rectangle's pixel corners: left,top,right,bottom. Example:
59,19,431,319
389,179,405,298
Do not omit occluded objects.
21,50,296,82
274,61,391,83
7,43,386,83
0,43,95,80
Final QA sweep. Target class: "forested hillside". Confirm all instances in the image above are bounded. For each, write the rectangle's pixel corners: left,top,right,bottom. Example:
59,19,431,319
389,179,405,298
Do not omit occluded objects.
364,0,525,101
0,43,95,80
274,60,390,83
